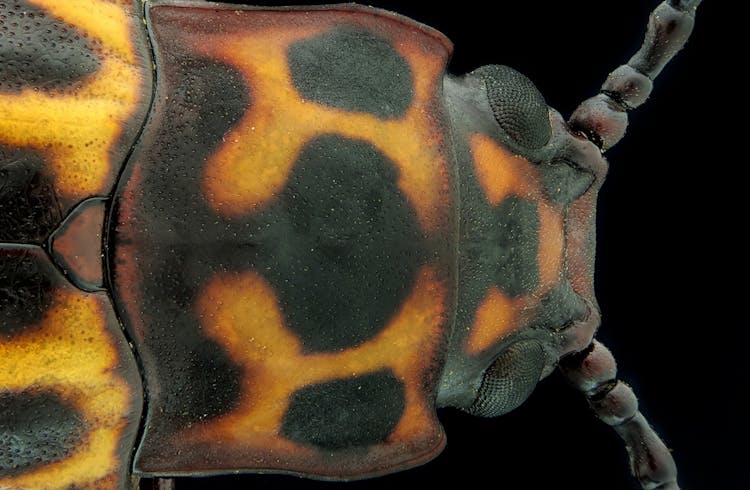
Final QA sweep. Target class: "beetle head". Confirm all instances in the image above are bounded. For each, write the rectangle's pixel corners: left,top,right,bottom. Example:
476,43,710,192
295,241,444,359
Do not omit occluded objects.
437,65,607,415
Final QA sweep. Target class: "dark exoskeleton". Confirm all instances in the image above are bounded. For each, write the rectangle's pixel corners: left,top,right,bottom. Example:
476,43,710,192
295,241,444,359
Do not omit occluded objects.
0,1,702,489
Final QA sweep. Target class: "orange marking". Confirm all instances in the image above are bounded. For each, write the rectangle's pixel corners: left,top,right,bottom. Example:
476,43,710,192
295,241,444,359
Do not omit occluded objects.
538,202,565,286
464,134,566,354
0,0,146,201
465,286,516,355
469,134,567,290
198,22,451,233
188,266,445,459
469,133,536,205
0,289,133,489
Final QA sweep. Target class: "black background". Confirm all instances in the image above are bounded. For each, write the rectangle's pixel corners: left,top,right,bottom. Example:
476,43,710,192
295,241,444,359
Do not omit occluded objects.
170,1,743,489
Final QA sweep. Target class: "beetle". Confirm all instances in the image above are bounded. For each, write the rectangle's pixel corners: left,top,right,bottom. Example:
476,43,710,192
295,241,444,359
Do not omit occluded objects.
0,1,703,489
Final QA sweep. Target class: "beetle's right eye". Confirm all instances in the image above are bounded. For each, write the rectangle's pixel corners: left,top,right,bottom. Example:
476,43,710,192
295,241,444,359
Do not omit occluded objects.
464,340,545,418
472,64,551,150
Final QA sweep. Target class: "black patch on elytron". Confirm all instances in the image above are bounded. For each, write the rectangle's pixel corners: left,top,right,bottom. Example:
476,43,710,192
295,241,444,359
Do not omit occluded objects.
541,159,595,206
473,65,551,149
0,0,100,93
281,370,406,450
264,134,422,352
0,145,62,243
288,28,413,119
0,390,86,477
0,248,54,338
533,281,589,331
110,55,251,430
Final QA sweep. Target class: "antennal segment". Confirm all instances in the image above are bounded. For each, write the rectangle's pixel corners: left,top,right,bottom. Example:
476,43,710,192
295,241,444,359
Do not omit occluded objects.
560,341,680,490
569,0,703,151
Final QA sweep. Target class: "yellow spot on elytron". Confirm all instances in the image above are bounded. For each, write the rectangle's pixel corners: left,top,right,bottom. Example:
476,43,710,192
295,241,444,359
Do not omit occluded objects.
0,290,131,489
470,133,535,205
0,0,143,200
188,266,445,455
199,25,450,233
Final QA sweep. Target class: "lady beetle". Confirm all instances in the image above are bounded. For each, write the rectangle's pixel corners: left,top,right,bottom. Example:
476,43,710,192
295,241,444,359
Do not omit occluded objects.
0,1,702,489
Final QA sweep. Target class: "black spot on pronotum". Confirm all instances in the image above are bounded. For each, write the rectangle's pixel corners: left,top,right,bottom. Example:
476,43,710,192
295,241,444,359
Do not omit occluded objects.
0,0,101,93
473,65,550,149
0,145,62,243
488,196,540,297
457,194,540,335
157,330,244,426
266,134,422,352
123,54,251,424
0,390,86,477
281,370,406,450
288,27,413,118
109,52,250,462
0,248,55,339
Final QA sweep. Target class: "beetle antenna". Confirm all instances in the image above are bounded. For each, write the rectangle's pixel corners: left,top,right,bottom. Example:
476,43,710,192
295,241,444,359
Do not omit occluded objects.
559,341,679,489
568,0,703,151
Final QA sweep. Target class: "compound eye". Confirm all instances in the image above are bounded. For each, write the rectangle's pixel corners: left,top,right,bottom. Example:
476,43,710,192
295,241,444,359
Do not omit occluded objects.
465,340,545,418
473,65,551,150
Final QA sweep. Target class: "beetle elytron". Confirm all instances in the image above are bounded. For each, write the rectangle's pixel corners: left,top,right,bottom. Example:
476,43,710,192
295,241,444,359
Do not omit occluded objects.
0,0,701,488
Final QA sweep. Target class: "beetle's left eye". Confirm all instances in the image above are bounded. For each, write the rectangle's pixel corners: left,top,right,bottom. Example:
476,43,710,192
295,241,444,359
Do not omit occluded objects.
464,340,545,418
472,64,551,150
